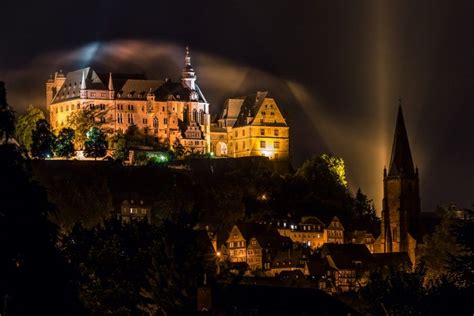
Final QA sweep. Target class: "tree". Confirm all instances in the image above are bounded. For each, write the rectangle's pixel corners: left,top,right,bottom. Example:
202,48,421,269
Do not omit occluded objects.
173,138,185,159
0,81,15,141
287,153,353,223
111,130,128,162
353,188,380,235
84,127,107,159
15,105,45,151
418,207,465,286
54,127,75,158
296,153,348,188
357,267,427,315
0,82,81,314
446,208,474,288
62,219,215,315
66,107,104,149
31,119,56,159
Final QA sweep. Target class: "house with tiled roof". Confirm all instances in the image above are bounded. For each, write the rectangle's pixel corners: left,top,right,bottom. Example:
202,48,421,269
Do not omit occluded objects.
224,223,293,272
210,91,289,160
320,243,373,292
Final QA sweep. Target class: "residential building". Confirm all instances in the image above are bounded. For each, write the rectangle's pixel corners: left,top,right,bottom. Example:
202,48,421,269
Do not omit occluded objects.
263,215,345,249
225,223,292,271
211,91,289,160
347,230,376,253
325,216,344,244
320,244,373,292
276,216,326,249
120,199,150,222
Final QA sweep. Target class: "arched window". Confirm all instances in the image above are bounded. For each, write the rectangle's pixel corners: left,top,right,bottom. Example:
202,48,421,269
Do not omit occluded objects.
200,110,205,124
153,116,158,134
192,109,197,122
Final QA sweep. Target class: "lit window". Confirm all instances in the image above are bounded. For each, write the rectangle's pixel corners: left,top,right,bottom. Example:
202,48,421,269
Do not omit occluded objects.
260,141,266,148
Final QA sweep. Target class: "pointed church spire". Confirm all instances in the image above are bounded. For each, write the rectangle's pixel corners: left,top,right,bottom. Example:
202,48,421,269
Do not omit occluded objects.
80,71,86,90
108,72,114,91
388,101,415,176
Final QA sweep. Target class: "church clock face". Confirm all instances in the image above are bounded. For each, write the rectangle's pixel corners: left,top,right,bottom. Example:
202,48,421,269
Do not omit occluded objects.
190,90,198,101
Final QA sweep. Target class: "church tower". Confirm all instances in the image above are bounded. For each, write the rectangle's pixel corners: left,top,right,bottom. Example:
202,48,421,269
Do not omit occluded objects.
379,102,421,264
181,46,198,101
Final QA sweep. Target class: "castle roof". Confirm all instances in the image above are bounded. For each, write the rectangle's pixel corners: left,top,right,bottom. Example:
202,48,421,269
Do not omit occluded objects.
388,105,415,176
217,91,288,128
233,91,268,128
117,79,163,100
50,67,208,104
153,80,206,102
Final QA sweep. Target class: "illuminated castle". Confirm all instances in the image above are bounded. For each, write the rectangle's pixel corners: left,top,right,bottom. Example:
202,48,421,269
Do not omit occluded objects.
374,104,421,265
46,47,211,153
210,91,289,160
45,47,290,160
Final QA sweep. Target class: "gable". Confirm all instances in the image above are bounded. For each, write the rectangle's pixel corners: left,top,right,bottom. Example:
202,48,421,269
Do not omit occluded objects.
226,225,244,243
252,98,287,126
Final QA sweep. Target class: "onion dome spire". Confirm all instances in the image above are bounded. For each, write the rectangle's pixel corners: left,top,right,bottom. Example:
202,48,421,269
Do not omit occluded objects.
181,46,196,91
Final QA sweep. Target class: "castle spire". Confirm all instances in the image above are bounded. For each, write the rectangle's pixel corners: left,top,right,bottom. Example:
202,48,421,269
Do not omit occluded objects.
181,46,196,91
80,71,86,90
388,101,415,176
185,46,191,66
108,72,114,91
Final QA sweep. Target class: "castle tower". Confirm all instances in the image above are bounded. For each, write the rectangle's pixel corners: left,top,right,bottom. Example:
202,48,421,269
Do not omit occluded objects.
379,102,420,263
108,72,114,99
46,70,65,108
45,75,55,108
181,46,198,100
80,70,87,99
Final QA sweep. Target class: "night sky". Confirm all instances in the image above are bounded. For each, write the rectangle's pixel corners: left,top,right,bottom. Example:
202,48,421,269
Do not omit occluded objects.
1,0,472,212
